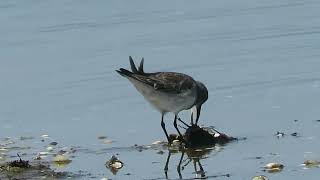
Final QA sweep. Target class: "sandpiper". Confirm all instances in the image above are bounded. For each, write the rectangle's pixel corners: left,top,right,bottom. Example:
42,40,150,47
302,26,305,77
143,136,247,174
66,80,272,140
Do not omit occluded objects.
116,56,208,144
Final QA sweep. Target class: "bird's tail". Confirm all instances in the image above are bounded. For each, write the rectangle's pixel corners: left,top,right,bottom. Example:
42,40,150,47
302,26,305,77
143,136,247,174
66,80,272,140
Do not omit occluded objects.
116,68,134,78
129,56,145,75
116,56,145,77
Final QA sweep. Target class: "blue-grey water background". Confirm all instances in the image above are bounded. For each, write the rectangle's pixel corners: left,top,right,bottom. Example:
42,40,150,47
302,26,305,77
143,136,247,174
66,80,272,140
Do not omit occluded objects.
1,0,320,179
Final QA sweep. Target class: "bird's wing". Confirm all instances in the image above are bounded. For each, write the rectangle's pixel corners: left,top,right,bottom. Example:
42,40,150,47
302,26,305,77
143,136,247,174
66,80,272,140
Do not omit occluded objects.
132,72,195,93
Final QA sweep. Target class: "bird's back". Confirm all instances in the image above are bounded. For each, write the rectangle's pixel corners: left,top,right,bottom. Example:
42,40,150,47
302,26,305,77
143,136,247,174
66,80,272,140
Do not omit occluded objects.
116,58,198,113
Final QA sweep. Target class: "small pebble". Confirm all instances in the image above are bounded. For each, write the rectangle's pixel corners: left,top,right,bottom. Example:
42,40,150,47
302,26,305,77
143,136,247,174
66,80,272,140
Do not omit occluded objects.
264,162,284,173
303,160,320,168
291,132,299,137
106,155,123,169
53,154,72,164
252,175,269,180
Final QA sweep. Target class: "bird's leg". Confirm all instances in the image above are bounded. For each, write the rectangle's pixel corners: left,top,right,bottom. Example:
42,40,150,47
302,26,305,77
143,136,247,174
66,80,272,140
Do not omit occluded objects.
193,160,198,174
195,106,202,125
178,116,191,128
161,114,172,144
164,151,171,179
197,160,206,178
177,151,185,179
174,115,186,143
190,112,194,126
195,118,199,126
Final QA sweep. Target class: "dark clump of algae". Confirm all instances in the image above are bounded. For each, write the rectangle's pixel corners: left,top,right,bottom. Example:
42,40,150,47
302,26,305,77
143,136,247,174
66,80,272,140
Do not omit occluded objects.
0,136,91,179
0,154,76,179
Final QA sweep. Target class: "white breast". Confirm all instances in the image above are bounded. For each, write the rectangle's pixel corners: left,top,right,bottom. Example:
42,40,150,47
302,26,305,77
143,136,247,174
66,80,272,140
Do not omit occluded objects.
128,78,197,114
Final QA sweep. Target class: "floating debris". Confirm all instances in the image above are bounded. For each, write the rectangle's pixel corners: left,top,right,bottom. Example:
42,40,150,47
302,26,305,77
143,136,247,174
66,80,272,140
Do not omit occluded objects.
275,132,285,138
106,155,123,169
106,155,123,175
49,142,58,146
46,146,54,152
172,139,181,146
264,162,284,173
1,139,15,146
291,132,299,137
34,155,42,160
19,136,34,141
0,148,8,152
303,160,320,168
152,140,164,145
157,150,165,155
252,175,269,180
41,135,49,139
58,150,68,155
184,125,236,148
169,134,182,143
132,145,149,152
52,155,72,168
102,139,113,144
97,136,113,144
98,136,108,140
39,152,49,156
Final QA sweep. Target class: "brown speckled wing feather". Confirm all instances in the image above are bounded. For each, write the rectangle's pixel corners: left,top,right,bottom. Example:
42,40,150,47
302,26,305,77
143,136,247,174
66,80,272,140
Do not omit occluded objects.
132,72,195,93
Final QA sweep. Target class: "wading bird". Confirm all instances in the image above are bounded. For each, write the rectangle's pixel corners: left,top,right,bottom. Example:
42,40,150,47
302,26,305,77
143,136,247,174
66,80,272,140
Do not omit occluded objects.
116,56,208,144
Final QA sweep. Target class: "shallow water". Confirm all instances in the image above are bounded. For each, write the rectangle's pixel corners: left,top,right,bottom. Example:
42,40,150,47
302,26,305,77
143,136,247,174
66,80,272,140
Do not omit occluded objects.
1,0,320,179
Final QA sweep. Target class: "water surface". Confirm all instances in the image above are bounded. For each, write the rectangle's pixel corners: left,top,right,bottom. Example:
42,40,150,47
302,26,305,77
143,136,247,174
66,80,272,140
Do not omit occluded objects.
1,0,320,179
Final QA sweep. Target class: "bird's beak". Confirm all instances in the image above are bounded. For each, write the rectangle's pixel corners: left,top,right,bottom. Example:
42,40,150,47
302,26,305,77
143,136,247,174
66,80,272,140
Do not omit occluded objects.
196,105,202,125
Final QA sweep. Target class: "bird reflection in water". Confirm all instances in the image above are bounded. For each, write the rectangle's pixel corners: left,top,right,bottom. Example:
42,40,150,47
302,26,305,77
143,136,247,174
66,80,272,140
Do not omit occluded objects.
164,146,223,179
162,124,236,179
